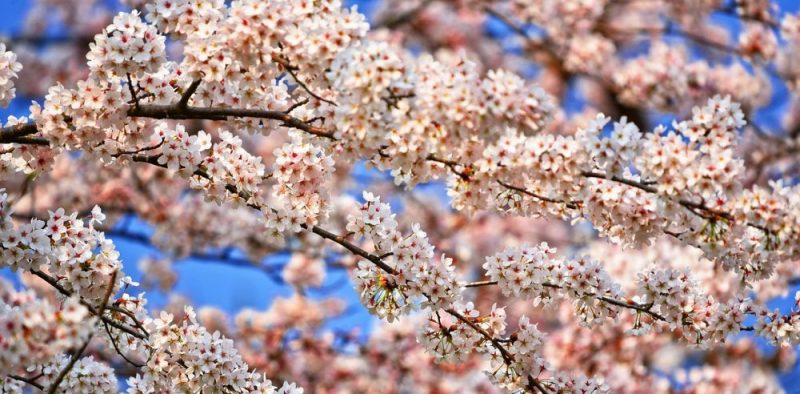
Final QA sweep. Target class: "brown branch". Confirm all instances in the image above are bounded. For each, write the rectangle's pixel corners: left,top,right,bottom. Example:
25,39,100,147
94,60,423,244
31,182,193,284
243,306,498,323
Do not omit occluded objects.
126,73,140,108
178,79,202,109
127,104,335,139
463,280,498,288
45,336,92,394
29,269,147,340
497,179,580,209
123,152,555,391
0,122,39,144
464,279,666,321
8,374,45,391
102,320,144,368
445,308,549,393
0,96,768,236
45,270,119,393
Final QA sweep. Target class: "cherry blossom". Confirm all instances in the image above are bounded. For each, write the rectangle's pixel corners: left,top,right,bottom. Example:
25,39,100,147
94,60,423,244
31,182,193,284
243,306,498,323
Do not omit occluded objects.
3,0,800,392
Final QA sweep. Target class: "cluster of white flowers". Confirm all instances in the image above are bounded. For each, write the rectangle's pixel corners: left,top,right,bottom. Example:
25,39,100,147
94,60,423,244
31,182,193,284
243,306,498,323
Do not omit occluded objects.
6,0,800,390
512,0,607,40
452,127,581,217
481,70,555,135
0,43,22,107
196,130,267,202
0,114,56,176
488,315,549,391
614,42,698,111
0,191,126,306
145,0,226,37
451,96,770,270
483,242,560,302
484,243,622,326
251,0,368,78
419,302,609,393
481,241,768,347
418,302,484,363
753,306,800,347
87,11,166,79
634,267,758,345
347,191,461,320
0,287,93,374
272,137,335,226
564,34,616,75
144,0,366,111
128,307,302,393
34,79,129,152
329,41,411,151
135,61,184,105
641,96,745,235
579,114,641,176
153,122,211,173
38,355,118,394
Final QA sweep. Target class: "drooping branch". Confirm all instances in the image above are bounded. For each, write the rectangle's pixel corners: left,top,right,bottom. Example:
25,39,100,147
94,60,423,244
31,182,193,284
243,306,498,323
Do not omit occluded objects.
45,271,117,394
29,269,147,340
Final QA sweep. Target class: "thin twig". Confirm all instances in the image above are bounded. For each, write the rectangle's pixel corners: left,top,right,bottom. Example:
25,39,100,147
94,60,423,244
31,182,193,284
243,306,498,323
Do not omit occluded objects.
29,269,147,340
126,73,139,108
45,336,92,394
8,374,45,390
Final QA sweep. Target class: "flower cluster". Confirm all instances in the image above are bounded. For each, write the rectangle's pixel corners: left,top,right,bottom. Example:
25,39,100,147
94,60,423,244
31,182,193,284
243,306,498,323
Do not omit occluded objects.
1,191,126,306
35,78,129,152
451,127,581,217
329,41,411,153
419,302,609,392
579,114,640,176
196,130,267,203
0,288,93,374
418,302,485,364
0,43,22,107
483,242,560,302
38,355,118,394
87,11,166,79
0,114,56,176
6,0,800,391
484,243,622,326
347,192,460,320
481,69,555,135
153,122,211,173
272,137,335,226
128,306,302,393
144,0,226,37
613,42,698,111
487,315,549,390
